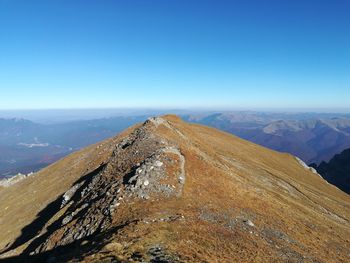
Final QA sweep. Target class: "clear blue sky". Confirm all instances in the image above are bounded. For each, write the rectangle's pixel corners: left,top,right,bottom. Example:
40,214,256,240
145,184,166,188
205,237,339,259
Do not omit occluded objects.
0,0,349,111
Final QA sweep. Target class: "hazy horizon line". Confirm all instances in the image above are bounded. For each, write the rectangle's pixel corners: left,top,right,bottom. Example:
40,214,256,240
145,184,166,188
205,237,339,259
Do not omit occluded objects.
1,107,350,114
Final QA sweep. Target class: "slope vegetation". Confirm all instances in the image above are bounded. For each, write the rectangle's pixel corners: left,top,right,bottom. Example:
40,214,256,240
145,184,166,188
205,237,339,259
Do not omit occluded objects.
184,113,350,164
0,116,349,262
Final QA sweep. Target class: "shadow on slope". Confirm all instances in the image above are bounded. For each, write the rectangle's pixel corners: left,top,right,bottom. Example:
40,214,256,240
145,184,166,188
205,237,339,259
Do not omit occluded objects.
0,164,106,259
0,222,135,263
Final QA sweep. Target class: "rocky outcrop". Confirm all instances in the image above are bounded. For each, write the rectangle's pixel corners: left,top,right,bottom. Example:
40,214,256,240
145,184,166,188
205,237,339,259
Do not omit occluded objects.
125,146,185,199
295,157,320,176
25,117,186,255
311,148,350,194
0,172,34,187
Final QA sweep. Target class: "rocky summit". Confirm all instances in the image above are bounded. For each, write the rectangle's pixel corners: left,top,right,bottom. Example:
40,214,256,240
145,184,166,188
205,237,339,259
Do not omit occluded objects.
0,115,349,262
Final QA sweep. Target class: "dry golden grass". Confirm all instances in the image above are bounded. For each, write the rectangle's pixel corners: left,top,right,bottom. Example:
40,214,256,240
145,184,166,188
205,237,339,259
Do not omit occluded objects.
0,125,139,257
0,115,349,262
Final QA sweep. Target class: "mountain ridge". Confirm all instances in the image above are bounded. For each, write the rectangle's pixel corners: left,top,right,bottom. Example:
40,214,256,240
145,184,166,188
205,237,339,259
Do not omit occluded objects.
0,115,349,262
184,113,350,164
0,116,148,177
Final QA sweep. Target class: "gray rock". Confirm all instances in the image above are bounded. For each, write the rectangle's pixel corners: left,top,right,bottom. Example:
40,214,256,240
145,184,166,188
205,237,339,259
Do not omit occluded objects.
243,219,255,227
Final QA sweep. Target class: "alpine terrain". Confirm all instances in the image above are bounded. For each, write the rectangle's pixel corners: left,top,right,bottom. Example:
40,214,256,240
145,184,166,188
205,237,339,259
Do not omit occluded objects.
311,148,350,195
0,116,349,262
184,113,350,165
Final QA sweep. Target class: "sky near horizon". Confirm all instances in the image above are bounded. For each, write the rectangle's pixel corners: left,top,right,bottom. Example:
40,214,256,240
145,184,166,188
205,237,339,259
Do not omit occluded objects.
0,0,349,111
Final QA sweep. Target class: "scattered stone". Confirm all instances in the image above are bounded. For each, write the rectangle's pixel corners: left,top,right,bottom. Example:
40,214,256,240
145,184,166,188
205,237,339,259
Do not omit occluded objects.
61,181,85,208
0,172,35,187
262,228,296,245
244,219,255,227
155,160,163,167
178,176,185,184
124,147,185,199
62,214,73,225
148,245,180,262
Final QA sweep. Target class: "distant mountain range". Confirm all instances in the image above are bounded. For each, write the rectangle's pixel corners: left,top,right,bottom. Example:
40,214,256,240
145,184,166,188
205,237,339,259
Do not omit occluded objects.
0,116,148,177
311,148,350,194
1,111,350,187
183,112,350,165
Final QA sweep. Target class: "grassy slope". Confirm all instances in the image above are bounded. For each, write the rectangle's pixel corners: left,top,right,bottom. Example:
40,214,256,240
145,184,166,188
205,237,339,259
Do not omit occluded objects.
0,115,349,262
0,125,139,256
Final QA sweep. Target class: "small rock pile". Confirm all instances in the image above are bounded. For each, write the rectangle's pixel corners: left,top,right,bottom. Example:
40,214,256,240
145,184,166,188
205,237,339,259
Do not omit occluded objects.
125,147,185,200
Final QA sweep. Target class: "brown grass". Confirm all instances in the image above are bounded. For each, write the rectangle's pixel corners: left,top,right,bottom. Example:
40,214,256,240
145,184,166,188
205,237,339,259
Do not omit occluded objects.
0,115,349,262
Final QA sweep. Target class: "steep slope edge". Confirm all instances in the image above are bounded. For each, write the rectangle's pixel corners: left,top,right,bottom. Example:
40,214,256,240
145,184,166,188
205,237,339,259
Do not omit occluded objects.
311,148,350,194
